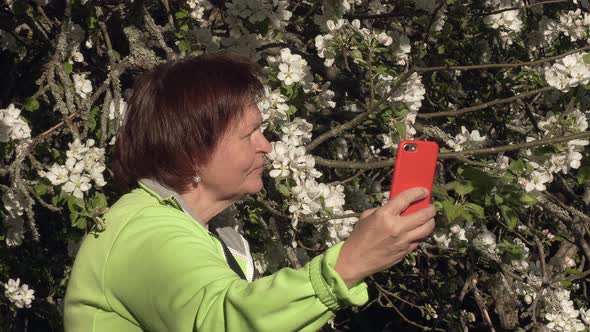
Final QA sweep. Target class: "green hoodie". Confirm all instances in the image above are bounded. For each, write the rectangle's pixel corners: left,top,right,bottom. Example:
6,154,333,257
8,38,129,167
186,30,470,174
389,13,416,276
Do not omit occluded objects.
64,180,369,331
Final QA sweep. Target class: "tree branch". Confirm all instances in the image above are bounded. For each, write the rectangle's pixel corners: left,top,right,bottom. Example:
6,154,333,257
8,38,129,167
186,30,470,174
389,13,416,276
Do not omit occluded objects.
474,0,568,17
306,70,414,152
415,45,590,72
313,131,590,169
417,86,554,119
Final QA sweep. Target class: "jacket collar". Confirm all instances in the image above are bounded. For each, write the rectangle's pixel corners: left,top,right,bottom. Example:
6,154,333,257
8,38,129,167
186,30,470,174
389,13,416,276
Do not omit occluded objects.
138,178,206,228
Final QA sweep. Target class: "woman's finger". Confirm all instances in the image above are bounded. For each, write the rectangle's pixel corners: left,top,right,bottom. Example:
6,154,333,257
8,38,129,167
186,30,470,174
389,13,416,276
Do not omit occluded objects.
382,187,429,216
402,218,435,243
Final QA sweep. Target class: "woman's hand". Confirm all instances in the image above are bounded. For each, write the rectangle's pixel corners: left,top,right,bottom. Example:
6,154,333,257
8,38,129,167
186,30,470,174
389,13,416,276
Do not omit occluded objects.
334,187,436,288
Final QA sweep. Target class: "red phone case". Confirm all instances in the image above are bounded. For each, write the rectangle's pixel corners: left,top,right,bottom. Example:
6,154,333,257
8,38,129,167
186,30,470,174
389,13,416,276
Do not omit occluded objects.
388,140,439,216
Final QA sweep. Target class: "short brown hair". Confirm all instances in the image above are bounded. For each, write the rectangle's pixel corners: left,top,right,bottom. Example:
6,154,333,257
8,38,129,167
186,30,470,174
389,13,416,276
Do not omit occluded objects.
112,53,264,193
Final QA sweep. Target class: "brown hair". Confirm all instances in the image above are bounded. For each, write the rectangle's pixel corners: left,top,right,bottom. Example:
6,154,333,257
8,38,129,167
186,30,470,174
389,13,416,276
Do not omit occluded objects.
112,53,264,193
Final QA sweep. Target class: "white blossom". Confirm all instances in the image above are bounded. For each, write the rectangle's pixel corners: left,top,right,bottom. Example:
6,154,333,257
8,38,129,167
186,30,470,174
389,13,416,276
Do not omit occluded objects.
446,126,486,152
258,87,289,130
325,211,358,246
0,104,31,142
483,0,524,46
544,53,590,92
274,48,312,87
62,173,92,199
4,278,35,309
108,99,127,124
44,164,69,186
280,118,313,146
72,73,93,99
519,170,553,192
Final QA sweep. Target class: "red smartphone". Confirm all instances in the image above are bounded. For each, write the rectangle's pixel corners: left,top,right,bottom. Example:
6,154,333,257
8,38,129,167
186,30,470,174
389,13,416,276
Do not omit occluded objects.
389,140,439,216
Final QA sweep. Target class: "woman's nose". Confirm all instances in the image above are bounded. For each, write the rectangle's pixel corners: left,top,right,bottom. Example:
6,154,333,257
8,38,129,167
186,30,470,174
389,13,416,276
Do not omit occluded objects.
257,131,273,154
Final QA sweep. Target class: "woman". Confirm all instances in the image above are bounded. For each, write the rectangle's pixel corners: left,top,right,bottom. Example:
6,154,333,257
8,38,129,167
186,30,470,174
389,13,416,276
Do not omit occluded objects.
64,53,436,331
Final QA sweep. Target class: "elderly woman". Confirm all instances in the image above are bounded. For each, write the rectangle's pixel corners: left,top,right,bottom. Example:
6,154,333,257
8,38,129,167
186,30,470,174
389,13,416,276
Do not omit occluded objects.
64,53,436,331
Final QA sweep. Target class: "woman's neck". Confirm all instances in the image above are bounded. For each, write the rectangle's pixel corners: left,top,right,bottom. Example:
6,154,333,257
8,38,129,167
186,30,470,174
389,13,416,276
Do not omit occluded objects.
179,188,236,225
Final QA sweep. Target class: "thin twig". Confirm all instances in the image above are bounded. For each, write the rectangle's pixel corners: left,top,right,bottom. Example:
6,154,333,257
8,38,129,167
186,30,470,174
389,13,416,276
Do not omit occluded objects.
306,70,414,152
415,45,590,72
474,0,568,17
313,131,590,169
417,86,554,119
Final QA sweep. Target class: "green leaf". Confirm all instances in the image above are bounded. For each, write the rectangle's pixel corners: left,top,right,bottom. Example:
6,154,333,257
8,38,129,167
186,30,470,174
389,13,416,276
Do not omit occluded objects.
176,39,189,53
175,11,189,19
442,199,466,222
460,167,496,187
88,107,99,131
454,181,474,196
67,195,85,212
499,205,518,230
24,97,39,112
92,193,107,210
69,211,79,226
276,183,290,196
74,216,88,230
577,166,590,185
287,105,297,115
351,49,363,62
34,182,48,196
111,50,121,60
87,16,98,30
52,189,68,206
465,203,485,219
583,54,590,64
518,192,537,206
63,62,73,75
508,160,526,175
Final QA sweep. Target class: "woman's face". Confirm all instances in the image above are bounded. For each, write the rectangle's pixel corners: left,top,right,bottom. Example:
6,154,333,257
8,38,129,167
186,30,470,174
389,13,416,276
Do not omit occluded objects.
197,103,272,200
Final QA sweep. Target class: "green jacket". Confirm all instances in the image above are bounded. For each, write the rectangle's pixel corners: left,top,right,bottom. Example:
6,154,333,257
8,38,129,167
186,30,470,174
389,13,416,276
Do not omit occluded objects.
64,179,369,331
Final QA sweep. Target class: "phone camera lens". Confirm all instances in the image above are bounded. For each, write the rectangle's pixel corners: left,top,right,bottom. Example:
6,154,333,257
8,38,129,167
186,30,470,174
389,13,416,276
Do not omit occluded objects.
403,143,416,152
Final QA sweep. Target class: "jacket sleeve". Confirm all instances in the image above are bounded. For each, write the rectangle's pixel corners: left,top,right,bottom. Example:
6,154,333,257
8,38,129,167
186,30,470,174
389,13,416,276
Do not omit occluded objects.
103,207,369,332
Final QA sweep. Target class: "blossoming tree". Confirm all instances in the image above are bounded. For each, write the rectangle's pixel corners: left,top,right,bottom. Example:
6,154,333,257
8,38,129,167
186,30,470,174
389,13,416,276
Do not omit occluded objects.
1,0,590,330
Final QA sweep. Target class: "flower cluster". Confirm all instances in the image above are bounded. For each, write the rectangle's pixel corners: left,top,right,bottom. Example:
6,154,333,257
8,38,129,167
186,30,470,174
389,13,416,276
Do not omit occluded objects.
471,227,499,260
266,117,352,233
258,87,290,130
558,9,590,43
313,0,362,29
2,189,28,246
446,126,487,152
186,0,213,21
304,82,337,112
377,72,425,114
314,19,408,67
432,224,469,249
483,0,524,46
268,48,312,89
544,289,586,332
40,139,106,199
544,52,590,92
4,278,35,309
518,109,588,192
0,104,31,143
324,212,357,246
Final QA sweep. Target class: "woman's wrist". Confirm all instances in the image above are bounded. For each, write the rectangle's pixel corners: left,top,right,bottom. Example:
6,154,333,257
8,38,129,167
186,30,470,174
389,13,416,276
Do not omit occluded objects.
334,244,361,288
